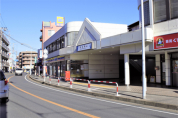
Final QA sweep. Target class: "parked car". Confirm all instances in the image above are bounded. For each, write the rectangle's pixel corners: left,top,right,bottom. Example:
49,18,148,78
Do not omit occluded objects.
15,68,23,76
0,70,9,102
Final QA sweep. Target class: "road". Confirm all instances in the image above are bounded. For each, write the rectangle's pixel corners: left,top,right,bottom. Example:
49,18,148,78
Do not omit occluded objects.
0,73,178,118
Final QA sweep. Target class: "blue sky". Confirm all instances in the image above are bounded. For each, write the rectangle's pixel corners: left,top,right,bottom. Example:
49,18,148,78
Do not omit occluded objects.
0,0,139,58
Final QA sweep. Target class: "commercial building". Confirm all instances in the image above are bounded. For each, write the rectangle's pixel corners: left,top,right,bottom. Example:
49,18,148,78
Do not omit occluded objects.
40,21,63,56
18,51,37,71
43,0,178,87
0,30,10,72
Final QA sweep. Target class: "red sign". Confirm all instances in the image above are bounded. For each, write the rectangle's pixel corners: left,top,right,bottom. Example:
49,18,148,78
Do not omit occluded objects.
154,33,178,50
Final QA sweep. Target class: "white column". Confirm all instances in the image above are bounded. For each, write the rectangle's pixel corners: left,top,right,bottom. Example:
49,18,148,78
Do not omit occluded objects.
165,52,171,86
155,54,161,83
124,54,130,86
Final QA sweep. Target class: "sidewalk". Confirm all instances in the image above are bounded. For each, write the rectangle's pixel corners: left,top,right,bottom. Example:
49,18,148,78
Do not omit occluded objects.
29,74,178,110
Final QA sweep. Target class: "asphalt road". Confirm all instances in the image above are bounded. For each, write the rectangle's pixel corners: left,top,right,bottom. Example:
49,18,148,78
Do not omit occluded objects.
0,73,178,118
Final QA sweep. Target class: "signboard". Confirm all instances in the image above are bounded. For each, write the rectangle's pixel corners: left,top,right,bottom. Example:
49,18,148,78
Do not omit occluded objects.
46,56,65,63
39,50,42,58
57,17,64,27
150,76,155,83
77,43,92,52
154,33,178,50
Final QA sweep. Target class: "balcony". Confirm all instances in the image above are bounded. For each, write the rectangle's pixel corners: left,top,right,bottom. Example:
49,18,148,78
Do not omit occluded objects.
1,42,10,52
1,51,9,59
0,31,10,45
2,61,9,67
23,58,35,61
23,62,35,65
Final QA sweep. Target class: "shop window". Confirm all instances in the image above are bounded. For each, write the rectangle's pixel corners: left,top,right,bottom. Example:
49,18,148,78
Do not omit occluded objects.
67,60,89,78
170,0,178,19
67,32,78,46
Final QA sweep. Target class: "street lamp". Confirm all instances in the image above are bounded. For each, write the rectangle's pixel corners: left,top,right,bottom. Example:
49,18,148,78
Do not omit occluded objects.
0,27,8,71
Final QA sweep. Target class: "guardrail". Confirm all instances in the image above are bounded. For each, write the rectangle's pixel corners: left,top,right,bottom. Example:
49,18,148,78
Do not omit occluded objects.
38,75,120,96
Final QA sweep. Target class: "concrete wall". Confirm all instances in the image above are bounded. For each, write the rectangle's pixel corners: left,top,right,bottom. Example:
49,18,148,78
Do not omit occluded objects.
120,42,153,54
89,55,119,79
154,19,178,37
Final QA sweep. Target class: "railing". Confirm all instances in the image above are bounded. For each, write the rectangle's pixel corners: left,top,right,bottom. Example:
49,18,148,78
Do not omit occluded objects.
2,42,9,51
1,51,9,59
0,31,10,45
2,61,9,67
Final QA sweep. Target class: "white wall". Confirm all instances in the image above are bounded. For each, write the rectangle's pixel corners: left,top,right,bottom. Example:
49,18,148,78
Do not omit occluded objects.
89,55,119,79
154,19,178,37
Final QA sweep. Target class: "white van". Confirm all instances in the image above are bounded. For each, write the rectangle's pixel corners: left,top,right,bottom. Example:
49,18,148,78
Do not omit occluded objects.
0,70,9,102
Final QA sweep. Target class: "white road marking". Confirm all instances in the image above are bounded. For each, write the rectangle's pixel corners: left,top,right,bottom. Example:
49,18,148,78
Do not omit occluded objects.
24,75,178,116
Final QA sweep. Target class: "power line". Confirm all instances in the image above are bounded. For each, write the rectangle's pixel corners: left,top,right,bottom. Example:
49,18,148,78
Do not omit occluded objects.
0,15,7,27
3,32,38,51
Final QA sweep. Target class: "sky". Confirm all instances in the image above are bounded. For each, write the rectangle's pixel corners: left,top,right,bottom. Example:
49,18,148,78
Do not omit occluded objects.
0,0,139,59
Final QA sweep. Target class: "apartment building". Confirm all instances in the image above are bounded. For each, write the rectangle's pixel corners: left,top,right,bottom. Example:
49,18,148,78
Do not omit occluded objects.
18,51,37,71
0,30,10,72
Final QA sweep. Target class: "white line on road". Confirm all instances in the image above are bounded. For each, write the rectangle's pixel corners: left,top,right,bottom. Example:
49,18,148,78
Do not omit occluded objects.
25,75,178,116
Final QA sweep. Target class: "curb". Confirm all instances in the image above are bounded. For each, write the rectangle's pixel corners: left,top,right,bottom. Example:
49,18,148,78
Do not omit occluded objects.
29,75,178,111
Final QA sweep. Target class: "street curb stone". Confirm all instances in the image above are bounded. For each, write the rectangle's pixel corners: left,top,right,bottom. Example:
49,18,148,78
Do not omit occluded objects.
29,75,178,111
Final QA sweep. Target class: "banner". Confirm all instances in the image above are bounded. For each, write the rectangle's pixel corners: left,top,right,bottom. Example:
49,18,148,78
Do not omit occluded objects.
154,33,178,50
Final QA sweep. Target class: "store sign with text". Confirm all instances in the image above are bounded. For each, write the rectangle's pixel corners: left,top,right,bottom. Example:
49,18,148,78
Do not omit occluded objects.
154,33,178,50
77,43,92,51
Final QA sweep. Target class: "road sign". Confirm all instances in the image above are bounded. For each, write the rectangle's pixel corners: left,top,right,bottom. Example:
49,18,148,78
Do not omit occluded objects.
14,59,18,62
44,54,48,59
44,49,48,54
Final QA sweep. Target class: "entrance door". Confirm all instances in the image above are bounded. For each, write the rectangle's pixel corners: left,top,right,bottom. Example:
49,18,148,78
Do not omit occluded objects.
172,60,178,86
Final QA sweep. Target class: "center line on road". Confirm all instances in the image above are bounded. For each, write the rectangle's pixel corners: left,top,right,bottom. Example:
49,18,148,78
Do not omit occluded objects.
8,76,100,118
25,75,178,116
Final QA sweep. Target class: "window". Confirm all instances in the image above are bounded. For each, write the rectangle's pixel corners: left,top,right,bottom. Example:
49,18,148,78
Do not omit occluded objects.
57,39,60,49
154,0,167,23
170,0,178,19
60,35,65,48
53,42,57,51
153,0,178,23
50,44,53,53
139,1,150,26
67,32,78,46
48,30,55,37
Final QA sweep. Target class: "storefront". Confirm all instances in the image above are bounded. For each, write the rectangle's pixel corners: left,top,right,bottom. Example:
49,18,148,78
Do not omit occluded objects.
170,53,178,86
154,33,178,87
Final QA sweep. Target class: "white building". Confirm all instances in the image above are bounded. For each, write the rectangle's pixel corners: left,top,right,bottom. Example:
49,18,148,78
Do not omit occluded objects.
44,0,178,87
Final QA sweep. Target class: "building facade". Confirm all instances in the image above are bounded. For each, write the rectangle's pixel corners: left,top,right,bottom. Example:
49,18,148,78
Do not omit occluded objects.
0,30,10,72
40,21,62,57
42,0,178,87
18,51,37,71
